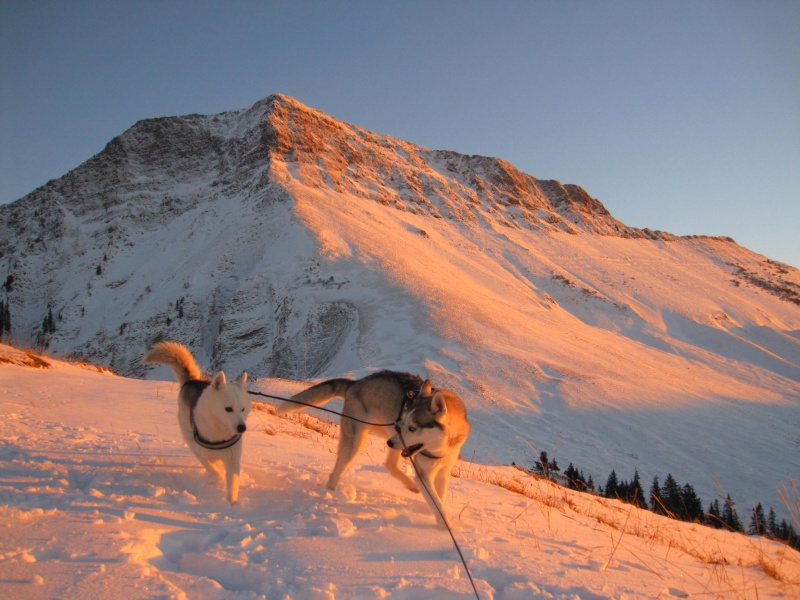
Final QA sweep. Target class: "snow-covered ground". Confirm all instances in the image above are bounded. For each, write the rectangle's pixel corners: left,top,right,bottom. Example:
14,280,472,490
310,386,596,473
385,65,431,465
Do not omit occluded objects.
1,346,797,599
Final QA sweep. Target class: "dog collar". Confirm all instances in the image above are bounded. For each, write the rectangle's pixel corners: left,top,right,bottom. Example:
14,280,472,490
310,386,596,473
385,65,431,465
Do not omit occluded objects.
193,427,242,450
190,402,243,450
401,443,442,460
419,450,442,460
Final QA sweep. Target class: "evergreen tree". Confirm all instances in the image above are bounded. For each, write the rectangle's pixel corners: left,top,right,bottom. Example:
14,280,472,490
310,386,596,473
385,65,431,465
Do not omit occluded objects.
722,495,743,532
650,476,665,515
533,451,550,478
564,463,590,492
617,476,630,502
550,458,560,479
767,508,777,539
604,470,619,499
707,499,723,529
629,469,647,509
532,451,559,481
661,474,682,517
748,503,768,536
680,483,704,523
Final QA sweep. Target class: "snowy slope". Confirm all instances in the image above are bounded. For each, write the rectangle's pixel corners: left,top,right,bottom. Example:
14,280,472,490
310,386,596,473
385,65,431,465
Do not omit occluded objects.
1,349,798,599
0,94,798,521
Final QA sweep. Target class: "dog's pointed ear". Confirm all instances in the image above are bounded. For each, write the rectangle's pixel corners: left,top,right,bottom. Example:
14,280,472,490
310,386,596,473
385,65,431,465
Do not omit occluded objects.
212,371,227,390
431,391,447,418
420,379,433,397
239,372,248,389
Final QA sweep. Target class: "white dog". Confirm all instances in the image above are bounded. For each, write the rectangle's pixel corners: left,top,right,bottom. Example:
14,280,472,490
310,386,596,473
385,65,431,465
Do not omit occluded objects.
143,341,250,504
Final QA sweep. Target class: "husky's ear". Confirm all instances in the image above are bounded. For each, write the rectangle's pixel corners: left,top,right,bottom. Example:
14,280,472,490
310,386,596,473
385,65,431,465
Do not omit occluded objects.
212,371,227,390
430,391,447,418
420,379,433,397
239,372,248,389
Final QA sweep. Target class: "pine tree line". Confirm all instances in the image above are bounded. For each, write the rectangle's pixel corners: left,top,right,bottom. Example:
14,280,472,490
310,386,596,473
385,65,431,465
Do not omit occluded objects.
530,450,799,550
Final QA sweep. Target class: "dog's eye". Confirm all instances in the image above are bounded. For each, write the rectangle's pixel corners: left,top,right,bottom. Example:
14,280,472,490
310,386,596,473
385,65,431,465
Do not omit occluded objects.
408,426,417,433
225,407,233,413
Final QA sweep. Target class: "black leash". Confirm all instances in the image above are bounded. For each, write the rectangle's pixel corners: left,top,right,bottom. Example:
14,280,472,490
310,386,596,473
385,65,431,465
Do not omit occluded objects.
250,388,481,600
248,390,411,428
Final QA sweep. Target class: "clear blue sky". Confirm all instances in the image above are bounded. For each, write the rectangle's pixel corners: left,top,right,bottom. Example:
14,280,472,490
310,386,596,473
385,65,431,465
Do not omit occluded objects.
2,1,798,267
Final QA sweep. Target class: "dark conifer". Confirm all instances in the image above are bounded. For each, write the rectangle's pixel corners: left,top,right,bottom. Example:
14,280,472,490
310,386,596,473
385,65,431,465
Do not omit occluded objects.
680,483,704,523
767,508,777,539
661,474,681,517
604,470,619,499
722,495,743,532
748,503,768,536
629,469,647,509
533,451,549,479
650,476,665,515
707,499,723,529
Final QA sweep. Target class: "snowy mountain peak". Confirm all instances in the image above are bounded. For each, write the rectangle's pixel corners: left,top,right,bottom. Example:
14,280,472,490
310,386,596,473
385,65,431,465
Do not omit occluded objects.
0,94,798,519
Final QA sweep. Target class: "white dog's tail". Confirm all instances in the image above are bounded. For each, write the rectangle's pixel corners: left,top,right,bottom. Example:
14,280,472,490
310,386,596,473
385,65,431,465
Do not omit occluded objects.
276,378,353,415
143,341,204,384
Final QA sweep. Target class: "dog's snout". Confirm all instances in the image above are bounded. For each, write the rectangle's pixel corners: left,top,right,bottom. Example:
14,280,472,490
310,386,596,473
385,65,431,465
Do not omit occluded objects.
386,438,396,449
237,424,247,433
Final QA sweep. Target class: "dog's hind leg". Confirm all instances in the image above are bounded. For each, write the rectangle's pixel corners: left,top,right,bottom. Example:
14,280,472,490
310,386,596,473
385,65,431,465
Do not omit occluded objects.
385,448,419,493
326,422,369,491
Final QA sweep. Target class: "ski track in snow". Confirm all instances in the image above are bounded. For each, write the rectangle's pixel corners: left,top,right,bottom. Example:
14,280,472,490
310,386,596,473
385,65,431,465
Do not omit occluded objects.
1,354,798,599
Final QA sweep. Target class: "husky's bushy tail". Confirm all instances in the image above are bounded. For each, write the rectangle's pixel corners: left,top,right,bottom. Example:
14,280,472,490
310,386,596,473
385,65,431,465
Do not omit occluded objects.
276,378,353,415
143,341,204,384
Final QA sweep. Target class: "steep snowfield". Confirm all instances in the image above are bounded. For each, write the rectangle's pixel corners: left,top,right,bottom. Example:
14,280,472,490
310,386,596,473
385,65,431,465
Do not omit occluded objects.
1,349,798,599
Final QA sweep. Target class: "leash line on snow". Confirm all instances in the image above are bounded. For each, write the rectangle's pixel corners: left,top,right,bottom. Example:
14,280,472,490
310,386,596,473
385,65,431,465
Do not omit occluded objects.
248,389,481,600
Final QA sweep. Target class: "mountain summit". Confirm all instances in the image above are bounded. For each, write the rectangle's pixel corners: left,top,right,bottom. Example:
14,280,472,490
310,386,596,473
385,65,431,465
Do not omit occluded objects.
1,94,798,513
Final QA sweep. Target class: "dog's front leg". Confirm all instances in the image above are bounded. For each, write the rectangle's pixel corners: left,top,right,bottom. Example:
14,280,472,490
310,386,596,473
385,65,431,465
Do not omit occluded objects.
226,447,242,504
385,448,419,493
416,463,449,529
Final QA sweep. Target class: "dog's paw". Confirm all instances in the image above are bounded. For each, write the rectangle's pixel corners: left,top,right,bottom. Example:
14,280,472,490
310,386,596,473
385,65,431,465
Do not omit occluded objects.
405,482,420,494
